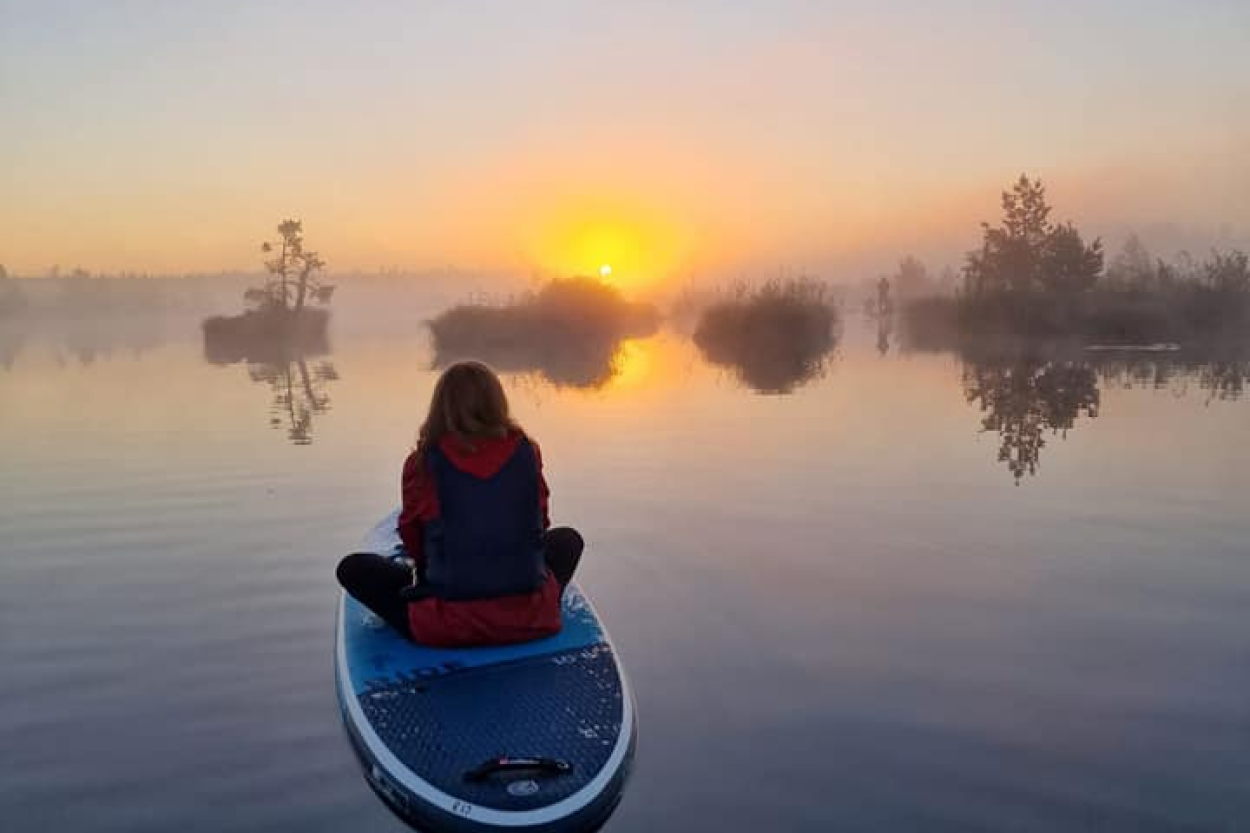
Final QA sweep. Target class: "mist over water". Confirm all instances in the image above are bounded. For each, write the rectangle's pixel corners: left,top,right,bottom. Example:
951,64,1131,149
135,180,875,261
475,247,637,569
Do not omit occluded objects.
5,0,1250,827
2,285,1248,831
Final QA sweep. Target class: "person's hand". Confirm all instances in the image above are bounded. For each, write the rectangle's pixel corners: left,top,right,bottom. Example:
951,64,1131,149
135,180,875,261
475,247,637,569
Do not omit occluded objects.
397,560,424,600
399,582,426,601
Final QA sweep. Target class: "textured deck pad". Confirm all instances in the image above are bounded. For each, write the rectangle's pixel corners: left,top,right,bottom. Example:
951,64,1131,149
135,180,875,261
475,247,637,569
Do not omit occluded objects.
337,513,635,832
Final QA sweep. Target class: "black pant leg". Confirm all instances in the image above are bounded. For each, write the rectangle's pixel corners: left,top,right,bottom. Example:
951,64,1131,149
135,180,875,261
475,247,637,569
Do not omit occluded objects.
336,553,413,638
543,527,584,587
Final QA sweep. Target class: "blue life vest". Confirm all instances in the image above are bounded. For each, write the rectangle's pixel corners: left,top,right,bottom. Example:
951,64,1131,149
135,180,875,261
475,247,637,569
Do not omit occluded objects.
421,438,547,600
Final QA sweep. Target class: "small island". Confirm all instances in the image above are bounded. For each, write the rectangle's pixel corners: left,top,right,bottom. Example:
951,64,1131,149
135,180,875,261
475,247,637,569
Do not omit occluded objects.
428,276,660,389
202,219,335,363
693,278,840,394
903,175,1250,347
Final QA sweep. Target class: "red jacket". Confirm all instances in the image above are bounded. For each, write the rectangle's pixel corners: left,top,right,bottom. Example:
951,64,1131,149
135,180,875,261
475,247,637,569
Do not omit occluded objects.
397,432,561,647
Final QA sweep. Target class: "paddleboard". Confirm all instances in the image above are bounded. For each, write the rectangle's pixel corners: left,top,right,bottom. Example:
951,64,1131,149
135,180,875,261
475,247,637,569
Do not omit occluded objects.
335,511,636,832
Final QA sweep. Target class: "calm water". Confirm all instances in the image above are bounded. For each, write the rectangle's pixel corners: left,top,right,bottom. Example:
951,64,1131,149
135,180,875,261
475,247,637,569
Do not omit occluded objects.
2,306,1249,832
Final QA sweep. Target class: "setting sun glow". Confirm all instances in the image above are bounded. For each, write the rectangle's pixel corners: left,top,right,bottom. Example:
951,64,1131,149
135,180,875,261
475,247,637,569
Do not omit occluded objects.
518,200,692,294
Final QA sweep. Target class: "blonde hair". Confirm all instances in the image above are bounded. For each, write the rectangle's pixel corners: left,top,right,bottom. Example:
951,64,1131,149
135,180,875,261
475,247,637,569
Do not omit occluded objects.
418,361,520,456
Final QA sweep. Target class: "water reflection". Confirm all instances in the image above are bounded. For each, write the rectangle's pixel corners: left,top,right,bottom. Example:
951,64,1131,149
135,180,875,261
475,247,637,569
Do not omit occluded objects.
962,355,1100,482
876,313,894,357
1093,348,1250,403
429,278,660,390
694,326,838,393
0,317,174,369
693,280,840,394
204,337,338,446
5,310,1250,833
249,357,339,445
0,326,22,370
432,328,630,390
956,342,1249,482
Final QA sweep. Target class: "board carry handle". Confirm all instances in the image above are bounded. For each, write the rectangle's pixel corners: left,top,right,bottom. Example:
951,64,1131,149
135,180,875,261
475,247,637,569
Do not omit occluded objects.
463,756,573,782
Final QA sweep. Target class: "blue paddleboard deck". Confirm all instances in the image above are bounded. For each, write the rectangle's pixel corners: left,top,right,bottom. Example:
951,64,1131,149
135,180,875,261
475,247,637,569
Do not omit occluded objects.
335,513,635,832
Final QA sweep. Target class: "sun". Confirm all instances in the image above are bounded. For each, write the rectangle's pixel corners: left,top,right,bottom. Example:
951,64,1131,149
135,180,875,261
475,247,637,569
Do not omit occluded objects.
521,203,689,294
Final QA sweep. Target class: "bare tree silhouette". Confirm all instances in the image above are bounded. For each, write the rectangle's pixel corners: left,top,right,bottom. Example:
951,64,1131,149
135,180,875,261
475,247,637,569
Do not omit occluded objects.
203,219,335,353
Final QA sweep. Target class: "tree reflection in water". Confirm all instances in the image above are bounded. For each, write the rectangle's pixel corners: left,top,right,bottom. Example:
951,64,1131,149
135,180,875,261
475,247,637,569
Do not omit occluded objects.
432,329,626,390
204,332,338,446
0,318,171,370
247,357,339,445
876,313,894,356
0,327,22,370
959,342,1249,482
1199,360,1249,401
693,279,839,394
963,357,1100,482
1094,349,1250,404
429,277,660,391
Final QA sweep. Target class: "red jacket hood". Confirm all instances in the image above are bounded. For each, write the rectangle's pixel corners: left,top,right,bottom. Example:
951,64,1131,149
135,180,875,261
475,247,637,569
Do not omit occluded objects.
437,432,522,478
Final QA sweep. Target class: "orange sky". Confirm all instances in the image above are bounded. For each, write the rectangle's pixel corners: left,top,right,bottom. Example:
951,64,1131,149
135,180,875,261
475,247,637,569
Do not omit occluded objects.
3,2,1248,288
